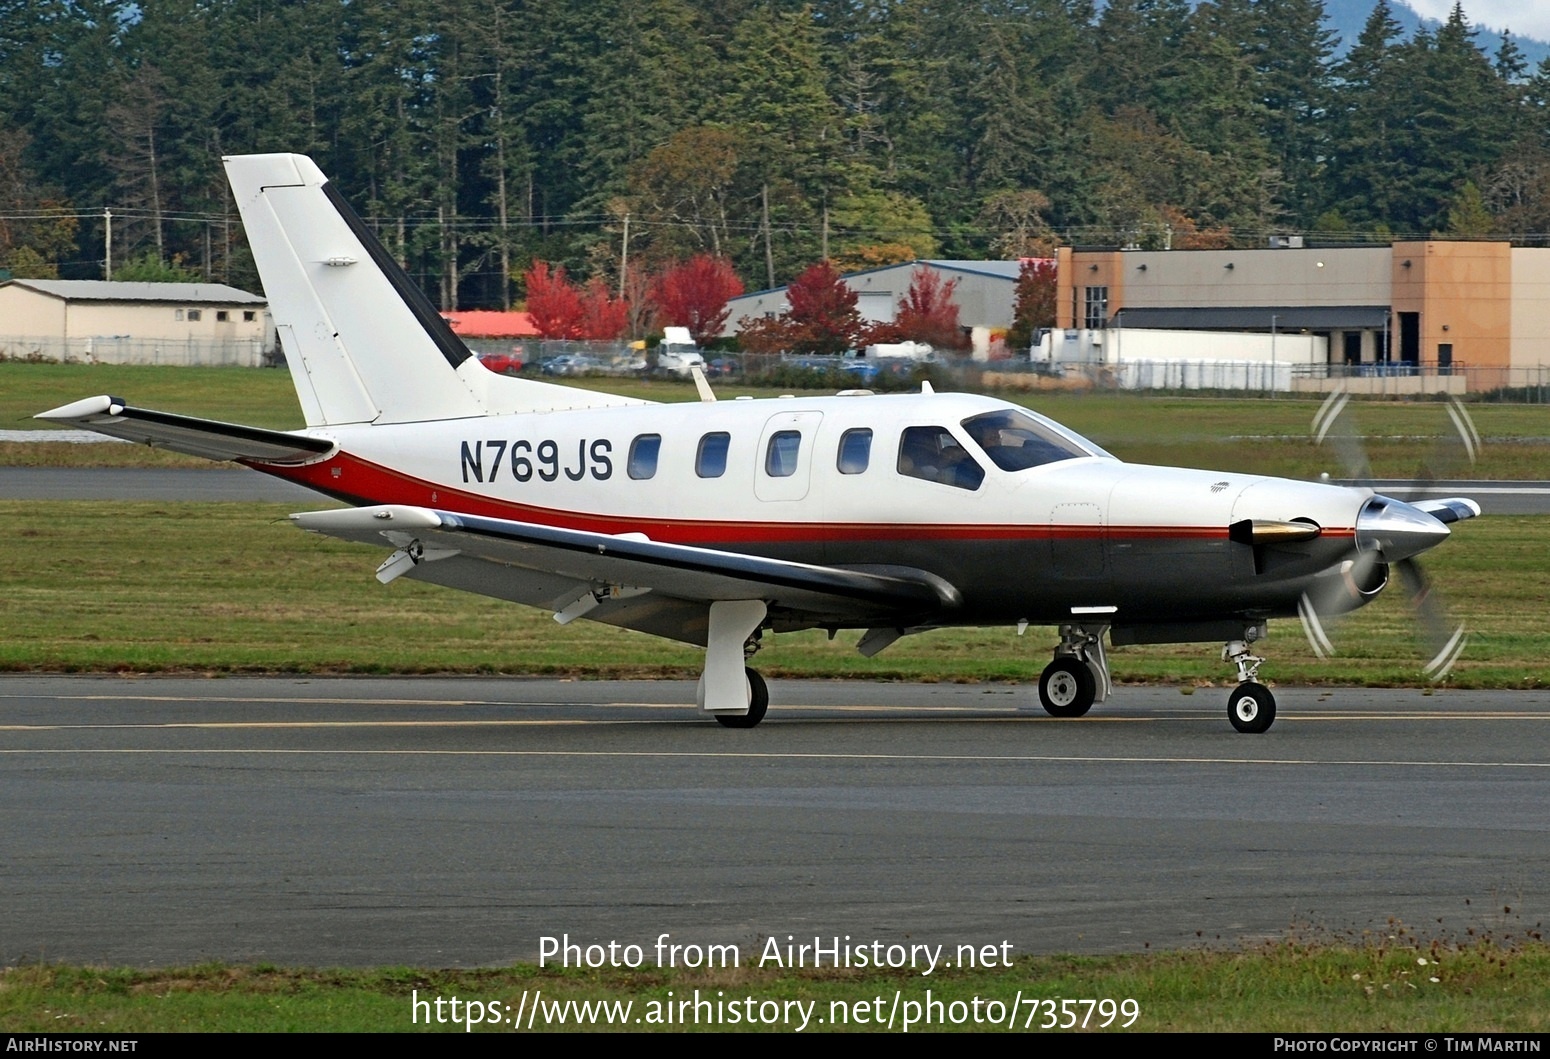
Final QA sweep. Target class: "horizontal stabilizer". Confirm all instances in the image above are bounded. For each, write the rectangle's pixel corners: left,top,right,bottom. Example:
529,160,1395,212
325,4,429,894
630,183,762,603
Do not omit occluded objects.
36,395,334,464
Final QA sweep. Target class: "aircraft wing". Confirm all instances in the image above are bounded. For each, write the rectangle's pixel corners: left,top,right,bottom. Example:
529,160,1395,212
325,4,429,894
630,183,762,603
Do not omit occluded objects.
35,395,335,464
292,505,960,645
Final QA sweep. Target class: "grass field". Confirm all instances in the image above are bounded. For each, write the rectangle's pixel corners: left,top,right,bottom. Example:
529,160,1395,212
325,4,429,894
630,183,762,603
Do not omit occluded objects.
4,936,1547,1032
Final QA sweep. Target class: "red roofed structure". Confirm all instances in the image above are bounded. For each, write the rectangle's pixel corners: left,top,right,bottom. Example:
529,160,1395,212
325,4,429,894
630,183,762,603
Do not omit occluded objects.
439,310,538,338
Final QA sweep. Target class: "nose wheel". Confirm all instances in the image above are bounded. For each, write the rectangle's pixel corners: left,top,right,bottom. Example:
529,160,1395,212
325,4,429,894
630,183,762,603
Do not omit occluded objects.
1039,657,1097,717
1222,633,1275,733
1228,682,1276,733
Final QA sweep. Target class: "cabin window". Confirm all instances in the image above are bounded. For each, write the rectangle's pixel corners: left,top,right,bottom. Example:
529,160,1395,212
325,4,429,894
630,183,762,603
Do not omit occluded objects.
897,425,984,490
765,431,801,477
837,428,872,474
627,434,661,480
961,409,1087,470
696,432,731,478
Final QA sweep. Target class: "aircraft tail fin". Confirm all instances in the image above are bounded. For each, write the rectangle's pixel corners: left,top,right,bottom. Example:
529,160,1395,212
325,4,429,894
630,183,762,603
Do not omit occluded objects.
223,154,642,427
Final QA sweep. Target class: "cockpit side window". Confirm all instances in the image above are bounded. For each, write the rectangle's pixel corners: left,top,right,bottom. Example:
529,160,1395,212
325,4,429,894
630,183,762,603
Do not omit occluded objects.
897,425,984,490
960,409,1088,471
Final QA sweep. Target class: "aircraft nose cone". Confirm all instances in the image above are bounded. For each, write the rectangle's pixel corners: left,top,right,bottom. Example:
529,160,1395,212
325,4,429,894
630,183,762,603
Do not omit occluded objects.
1356,495,1450,561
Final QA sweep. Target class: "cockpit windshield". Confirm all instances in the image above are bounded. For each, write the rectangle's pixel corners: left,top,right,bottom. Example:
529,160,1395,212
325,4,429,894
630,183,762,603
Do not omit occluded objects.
960,408,1104,471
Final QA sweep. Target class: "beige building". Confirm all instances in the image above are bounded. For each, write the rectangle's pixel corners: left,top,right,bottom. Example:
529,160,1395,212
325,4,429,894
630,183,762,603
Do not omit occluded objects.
0,279,271,365
1056,241,1544,390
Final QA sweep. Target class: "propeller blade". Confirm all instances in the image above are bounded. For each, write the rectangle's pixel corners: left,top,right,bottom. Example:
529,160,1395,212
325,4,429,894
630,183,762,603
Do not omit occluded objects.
1297,550,1385,659
1395,557,1467,681
1312,388,1372,480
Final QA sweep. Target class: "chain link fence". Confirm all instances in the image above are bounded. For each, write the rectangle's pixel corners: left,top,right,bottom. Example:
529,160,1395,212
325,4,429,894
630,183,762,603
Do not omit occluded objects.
0,334,272,367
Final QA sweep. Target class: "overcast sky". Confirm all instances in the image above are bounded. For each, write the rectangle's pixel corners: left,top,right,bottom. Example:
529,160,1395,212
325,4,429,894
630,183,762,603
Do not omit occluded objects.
1397,1,1550,42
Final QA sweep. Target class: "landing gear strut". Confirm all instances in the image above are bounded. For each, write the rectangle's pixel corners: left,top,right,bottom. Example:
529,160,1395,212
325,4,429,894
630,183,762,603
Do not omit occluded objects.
1038,624,1110,718
1223,630,1276,733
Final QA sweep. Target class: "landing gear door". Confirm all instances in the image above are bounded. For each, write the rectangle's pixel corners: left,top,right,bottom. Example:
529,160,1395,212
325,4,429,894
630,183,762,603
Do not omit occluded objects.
755,411,823,502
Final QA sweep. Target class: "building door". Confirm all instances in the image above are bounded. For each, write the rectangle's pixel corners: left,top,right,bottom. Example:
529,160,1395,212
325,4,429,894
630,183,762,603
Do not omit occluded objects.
1398,312,1420,366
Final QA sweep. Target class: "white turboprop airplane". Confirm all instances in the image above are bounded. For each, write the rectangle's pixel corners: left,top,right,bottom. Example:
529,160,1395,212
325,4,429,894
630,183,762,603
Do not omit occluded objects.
39,154,1481,733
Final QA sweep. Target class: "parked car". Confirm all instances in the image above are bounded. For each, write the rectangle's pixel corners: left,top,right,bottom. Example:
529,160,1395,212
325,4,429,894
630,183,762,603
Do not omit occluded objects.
476,347,525,375
541,354,603,376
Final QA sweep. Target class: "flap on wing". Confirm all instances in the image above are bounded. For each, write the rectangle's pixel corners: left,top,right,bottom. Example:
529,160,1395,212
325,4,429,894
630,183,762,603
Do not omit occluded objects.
291,504,960,622
36,395,335,464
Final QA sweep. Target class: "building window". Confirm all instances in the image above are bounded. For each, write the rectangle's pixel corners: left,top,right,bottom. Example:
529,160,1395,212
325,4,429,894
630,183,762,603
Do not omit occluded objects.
1083,286,1108,330
216,310,229,322
174,309,184,321
187,309,202,322
837,428,872,474
627,434,661,480
243,311,256,322
696,432,731,478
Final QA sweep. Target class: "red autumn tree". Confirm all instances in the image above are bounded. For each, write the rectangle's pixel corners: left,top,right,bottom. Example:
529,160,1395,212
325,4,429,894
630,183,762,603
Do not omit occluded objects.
523,261,585,339
892,266,963,350
648,254,744,346
739,260,864,355
578,276,629,339
1007,258,1058,348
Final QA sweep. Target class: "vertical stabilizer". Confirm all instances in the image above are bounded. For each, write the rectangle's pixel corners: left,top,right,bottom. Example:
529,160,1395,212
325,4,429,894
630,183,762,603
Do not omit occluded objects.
225,154,487,425
226,154,645,425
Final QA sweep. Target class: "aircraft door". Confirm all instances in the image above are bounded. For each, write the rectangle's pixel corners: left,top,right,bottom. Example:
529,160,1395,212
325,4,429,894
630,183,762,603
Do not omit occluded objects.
755,411,823,502
1049,502,1107,581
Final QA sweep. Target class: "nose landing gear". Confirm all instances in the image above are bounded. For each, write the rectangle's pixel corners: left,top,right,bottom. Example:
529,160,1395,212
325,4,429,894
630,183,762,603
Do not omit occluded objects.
1223,632,1275,733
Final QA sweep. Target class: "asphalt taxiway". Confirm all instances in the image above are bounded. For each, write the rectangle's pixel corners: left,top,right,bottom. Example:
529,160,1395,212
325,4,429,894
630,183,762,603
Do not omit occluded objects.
2,675,1545,968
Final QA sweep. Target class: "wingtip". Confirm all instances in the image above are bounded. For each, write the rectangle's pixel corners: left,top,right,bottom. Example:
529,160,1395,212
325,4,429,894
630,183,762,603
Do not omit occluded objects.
35,395,122,421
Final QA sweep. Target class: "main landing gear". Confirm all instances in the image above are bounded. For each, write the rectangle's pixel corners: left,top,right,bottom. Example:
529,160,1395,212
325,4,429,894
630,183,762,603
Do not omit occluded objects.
1223,635,1276,733
696,600,772,729
1038,624,1111,718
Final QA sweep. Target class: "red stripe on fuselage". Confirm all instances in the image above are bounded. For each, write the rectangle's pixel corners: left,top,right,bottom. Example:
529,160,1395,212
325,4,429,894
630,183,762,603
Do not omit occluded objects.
244,450,1355,544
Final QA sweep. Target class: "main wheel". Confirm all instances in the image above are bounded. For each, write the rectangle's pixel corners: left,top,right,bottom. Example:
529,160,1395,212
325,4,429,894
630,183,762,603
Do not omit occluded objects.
1039,657,1096,718
715,667,769,729
1227,681,1276,733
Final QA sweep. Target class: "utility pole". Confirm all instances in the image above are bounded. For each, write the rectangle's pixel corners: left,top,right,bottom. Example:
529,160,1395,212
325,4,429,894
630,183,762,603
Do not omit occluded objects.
1270,313,1279,395
104,208,112,280
619,213,630,299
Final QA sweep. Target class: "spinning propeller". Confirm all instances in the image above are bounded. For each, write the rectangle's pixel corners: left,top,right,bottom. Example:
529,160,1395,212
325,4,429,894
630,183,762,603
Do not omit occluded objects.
1300,390,1480,679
